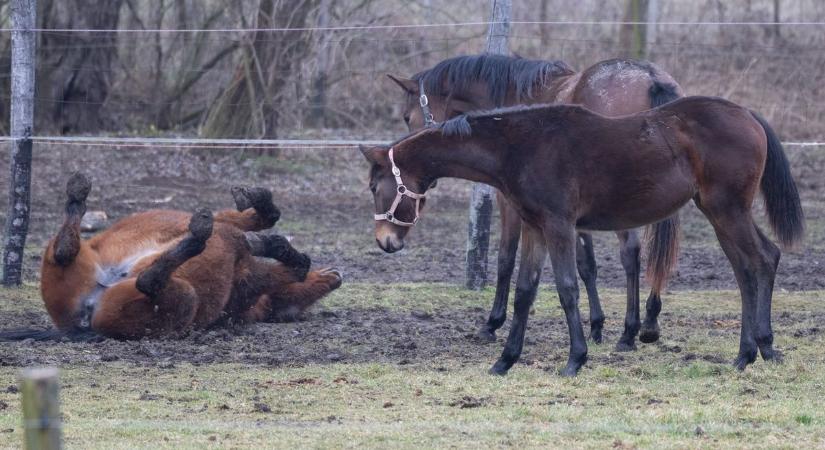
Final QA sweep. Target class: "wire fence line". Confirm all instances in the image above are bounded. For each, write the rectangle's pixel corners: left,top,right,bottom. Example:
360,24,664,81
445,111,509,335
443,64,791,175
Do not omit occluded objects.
2,20,825,34
0,136,822,150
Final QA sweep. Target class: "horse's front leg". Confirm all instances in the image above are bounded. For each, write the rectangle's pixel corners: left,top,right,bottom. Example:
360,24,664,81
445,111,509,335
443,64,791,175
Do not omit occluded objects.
546,221,589,376
489,224,546,375
477,193,522,342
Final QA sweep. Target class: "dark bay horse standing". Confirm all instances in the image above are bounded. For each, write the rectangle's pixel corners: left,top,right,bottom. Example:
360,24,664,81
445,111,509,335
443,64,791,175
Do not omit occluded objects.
388,54,683,350
362,97,803,376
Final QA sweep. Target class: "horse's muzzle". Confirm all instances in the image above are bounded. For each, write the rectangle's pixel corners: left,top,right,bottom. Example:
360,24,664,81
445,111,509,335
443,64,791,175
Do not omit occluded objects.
376,236,404,253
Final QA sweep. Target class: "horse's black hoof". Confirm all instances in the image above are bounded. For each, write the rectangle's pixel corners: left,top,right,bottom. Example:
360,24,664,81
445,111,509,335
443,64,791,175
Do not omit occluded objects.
231,186,253,211
638,325,660,344
475,328,497,343
560,363,580,377
489,360,510,376
66,172,92,203
761,348,784,364
589,328,603,344
733,353,756,371
188,207,214,241
614,341,637,352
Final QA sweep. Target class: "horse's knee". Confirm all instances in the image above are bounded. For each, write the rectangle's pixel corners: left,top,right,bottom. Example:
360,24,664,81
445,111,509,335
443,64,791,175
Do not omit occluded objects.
619,234,641,273
555,276,579,307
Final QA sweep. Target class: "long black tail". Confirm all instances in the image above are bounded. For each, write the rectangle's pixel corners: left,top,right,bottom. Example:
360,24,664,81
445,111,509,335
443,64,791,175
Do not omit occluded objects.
750,111,805,248
0,328,102,342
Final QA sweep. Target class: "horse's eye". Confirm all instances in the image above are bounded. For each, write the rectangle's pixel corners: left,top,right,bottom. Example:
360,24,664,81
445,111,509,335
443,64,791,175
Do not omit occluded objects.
369,182,377,193
403,115,410,125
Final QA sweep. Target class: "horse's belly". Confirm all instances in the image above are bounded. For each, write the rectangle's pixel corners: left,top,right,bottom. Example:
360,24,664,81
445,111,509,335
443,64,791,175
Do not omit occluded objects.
576,179,694,231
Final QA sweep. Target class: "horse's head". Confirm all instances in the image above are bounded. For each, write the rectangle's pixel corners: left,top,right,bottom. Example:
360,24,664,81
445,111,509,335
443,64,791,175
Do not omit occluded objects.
360,144,435,253
386,74,478,132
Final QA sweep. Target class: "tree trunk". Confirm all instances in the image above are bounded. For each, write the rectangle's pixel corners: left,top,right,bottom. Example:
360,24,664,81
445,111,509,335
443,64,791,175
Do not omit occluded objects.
465,0,510,290
3,0,36,287
36,0,124,134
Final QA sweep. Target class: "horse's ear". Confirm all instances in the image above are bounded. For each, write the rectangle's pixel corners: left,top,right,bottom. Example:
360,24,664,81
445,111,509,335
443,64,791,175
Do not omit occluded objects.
359,145,386,165
386,74,417,95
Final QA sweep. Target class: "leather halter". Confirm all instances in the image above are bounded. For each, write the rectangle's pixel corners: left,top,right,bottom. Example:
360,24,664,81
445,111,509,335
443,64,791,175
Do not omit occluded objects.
418,78,437,128
373,148,426,227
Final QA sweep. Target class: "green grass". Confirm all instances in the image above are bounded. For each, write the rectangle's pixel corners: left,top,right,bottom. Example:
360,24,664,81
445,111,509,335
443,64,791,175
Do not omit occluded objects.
1,284,824,449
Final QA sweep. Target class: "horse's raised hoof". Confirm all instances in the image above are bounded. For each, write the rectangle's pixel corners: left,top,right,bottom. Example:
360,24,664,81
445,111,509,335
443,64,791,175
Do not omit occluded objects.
319,268,343,290
188,207,214,241
66,172,92,203
488,360,510,376
638,325,660,344
475,327,497,343
560,363,580,377
614,341,637,352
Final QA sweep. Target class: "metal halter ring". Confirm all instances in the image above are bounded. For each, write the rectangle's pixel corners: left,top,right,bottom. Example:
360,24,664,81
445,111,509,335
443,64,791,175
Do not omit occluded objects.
373,148,426,227
418,78,437,128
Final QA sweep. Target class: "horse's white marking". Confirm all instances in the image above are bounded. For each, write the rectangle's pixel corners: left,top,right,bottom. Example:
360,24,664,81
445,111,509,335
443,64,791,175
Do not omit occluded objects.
77,246,163,328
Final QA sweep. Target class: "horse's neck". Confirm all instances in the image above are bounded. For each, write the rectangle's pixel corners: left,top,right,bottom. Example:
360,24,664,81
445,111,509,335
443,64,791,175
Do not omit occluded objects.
398,134,504,189
463,72,579,108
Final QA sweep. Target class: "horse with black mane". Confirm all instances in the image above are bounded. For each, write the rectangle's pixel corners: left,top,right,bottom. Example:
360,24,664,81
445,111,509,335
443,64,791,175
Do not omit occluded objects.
387,53,683,350
0,173,342,341
362,96,803,376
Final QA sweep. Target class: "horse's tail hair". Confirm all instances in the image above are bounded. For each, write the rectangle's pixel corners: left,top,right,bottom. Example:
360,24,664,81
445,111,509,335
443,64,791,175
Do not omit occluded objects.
0,327,103,342
647,79,681,108
751,110,805,248
645,215,681,294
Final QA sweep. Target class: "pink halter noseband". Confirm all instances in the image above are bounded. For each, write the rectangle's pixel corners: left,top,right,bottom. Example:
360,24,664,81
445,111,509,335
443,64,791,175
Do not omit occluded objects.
373,148,426,227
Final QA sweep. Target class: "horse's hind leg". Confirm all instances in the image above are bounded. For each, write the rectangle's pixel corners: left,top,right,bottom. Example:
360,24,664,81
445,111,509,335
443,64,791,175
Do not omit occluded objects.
697,200,771,370
615,230,642,351
753,225,781,362
50,172,92,266
243,232,311,281
477,194,521,342
135,208,213,298
215,186,281,231
576,233,605,344
263,268,343,322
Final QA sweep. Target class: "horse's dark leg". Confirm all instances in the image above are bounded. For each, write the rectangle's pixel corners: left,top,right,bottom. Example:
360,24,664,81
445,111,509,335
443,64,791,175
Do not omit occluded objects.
696,199,762,370
244,232,311,281
754,225,782,362
215,186,281,232
52,173,92,266
639,291,662,343
489,225,546,376
135,208,213,298
477,193,522,342
575,233,605,344
546,223,589,376
615,230,642,351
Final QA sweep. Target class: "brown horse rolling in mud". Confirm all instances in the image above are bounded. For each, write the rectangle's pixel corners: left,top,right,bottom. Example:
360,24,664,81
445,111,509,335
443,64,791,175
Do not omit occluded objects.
1,174,342,341
388,54,683,350
362,96,803,376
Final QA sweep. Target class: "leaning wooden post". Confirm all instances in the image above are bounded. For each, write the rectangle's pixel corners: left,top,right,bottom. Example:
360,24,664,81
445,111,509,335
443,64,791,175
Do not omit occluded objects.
2,0,37,286
465,0,511,290
20,367,62,450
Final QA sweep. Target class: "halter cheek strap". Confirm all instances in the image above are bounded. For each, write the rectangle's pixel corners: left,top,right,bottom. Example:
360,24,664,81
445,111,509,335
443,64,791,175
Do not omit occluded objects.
374,148,426,227
419,78,437,128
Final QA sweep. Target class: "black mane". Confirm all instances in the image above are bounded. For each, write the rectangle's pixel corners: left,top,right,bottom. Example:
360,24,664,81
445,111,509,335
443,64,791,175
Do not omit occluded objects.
439,104,568,138
414,54,574,107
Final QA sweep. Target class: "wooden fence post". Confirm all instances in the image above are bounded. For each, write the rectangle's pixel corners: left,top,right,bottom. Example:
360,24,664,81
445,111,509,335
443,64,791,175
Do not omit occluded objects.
2,0,37,286
20,367,62,450
465,0,511,290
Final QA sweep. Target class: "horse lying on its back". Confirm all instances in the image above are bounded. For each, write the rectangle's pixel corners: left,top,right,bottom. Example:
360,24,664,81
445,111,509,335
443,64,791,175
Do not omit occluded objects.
3,173,342,341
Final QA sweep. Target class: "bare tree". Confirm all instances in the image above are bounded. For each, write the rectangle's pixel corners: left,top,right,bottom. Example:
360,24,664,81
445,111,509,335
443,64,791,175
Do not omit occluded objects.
202,0,320,138
36,0,125,133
